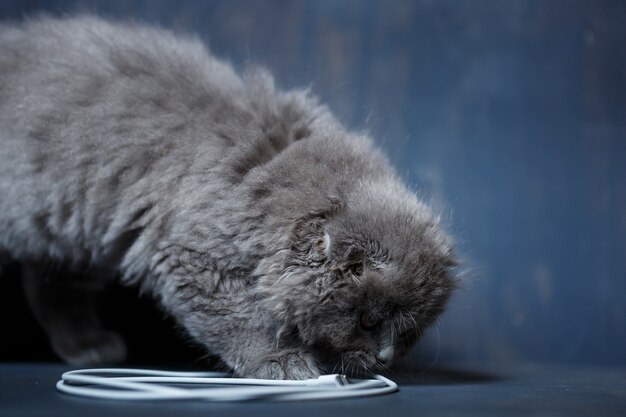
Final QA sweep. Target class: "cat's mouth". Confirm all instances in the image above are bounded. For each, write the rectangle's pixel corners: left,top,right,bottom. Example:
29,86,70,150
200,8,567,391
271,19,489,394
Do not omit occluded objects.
342,351,380,373
296,329,385,376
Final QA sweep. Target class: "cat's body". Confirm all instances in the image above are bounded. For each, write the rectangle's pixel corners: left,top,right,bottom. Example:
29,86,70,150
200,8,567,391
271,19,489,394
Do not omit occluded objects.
0,16,456,378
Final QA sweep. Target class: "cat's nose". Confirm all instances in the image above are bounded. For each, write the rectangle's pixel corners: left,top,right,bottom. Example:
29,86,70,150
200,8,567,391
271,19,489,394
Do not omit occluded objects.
375,345,394,364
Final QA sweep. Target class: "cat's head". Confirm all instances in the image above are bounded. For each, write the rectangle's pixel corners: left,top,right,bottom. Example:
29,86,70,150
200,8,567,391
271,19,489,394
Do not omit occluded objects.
256,177,457,373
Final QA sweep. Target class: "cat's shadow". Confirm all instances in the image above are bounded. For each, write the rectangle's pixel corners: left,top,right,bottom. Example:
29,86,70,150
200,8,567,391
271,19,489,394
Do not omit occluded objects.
378,363,504,386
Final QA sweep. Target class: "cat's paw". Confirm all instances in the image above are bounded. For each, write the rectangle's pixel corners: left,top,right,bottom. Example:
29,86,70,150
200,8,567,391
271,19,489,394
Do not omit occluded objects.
248,350,320,380
51,330,127,366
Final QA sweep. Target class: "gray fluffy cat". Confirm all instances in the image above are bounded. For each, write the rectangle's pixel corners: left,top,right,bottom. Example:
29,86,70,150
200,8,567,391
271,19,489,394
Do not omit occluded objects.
0,16,456,379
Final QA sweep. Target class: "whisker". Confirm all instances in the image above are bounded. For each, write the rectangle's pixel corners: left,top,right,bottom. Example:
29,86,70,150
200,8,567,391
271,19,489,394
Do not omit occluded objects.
403,310,420,335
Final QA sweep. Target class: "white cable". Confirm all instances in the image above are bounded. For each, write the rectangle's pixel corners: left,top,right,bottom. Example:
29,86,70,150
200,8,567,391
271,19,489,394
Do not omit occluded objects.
56,368,398,401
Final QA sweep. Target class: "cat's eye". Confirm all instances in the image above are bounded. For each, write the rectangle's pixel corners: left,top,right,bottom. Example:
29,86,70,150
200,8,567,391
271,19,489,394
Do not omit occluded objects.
360,311,380,331
348,261,363,277
313,238,325,253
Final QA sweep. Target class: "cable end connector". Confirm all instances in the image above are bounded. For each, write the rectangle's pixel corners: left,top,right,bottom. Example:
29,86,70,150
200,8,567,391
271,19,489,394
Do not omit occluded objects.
307,374,349,388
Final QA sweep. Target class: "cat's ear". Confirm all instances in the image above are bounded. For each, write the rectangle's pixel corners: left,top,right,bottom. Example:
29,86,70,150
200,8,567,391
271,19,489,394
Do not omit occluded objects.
310,231,332,259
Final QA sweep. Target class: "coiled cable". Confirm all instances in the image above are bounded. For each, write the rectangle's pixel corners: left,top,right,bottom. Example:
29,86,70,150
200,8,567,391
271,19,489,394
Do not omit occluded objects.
56,368,398,401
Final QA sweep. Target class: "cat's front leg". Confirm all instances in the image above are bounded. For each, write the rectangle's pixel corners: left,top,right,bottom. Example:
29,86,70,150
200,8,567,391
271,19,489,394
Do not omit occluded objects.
157,255,321,379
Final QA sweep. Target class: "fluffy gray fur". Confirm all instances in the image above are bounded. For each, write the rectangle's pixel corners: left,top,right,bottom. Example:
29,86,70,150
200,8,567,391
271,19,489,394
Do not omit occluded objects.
0,16,456,378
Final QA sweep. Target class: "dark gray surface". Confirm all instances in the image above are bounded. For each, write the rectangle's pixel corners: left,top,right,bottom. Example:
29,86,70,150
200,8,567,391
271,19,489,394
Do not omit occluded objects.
0,363,625,417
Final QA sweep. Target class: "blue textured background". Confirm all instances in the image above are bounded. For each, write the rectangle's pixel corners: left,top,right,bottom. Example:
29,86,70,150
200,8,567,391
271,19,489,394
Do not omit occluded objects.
1,0,624,366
